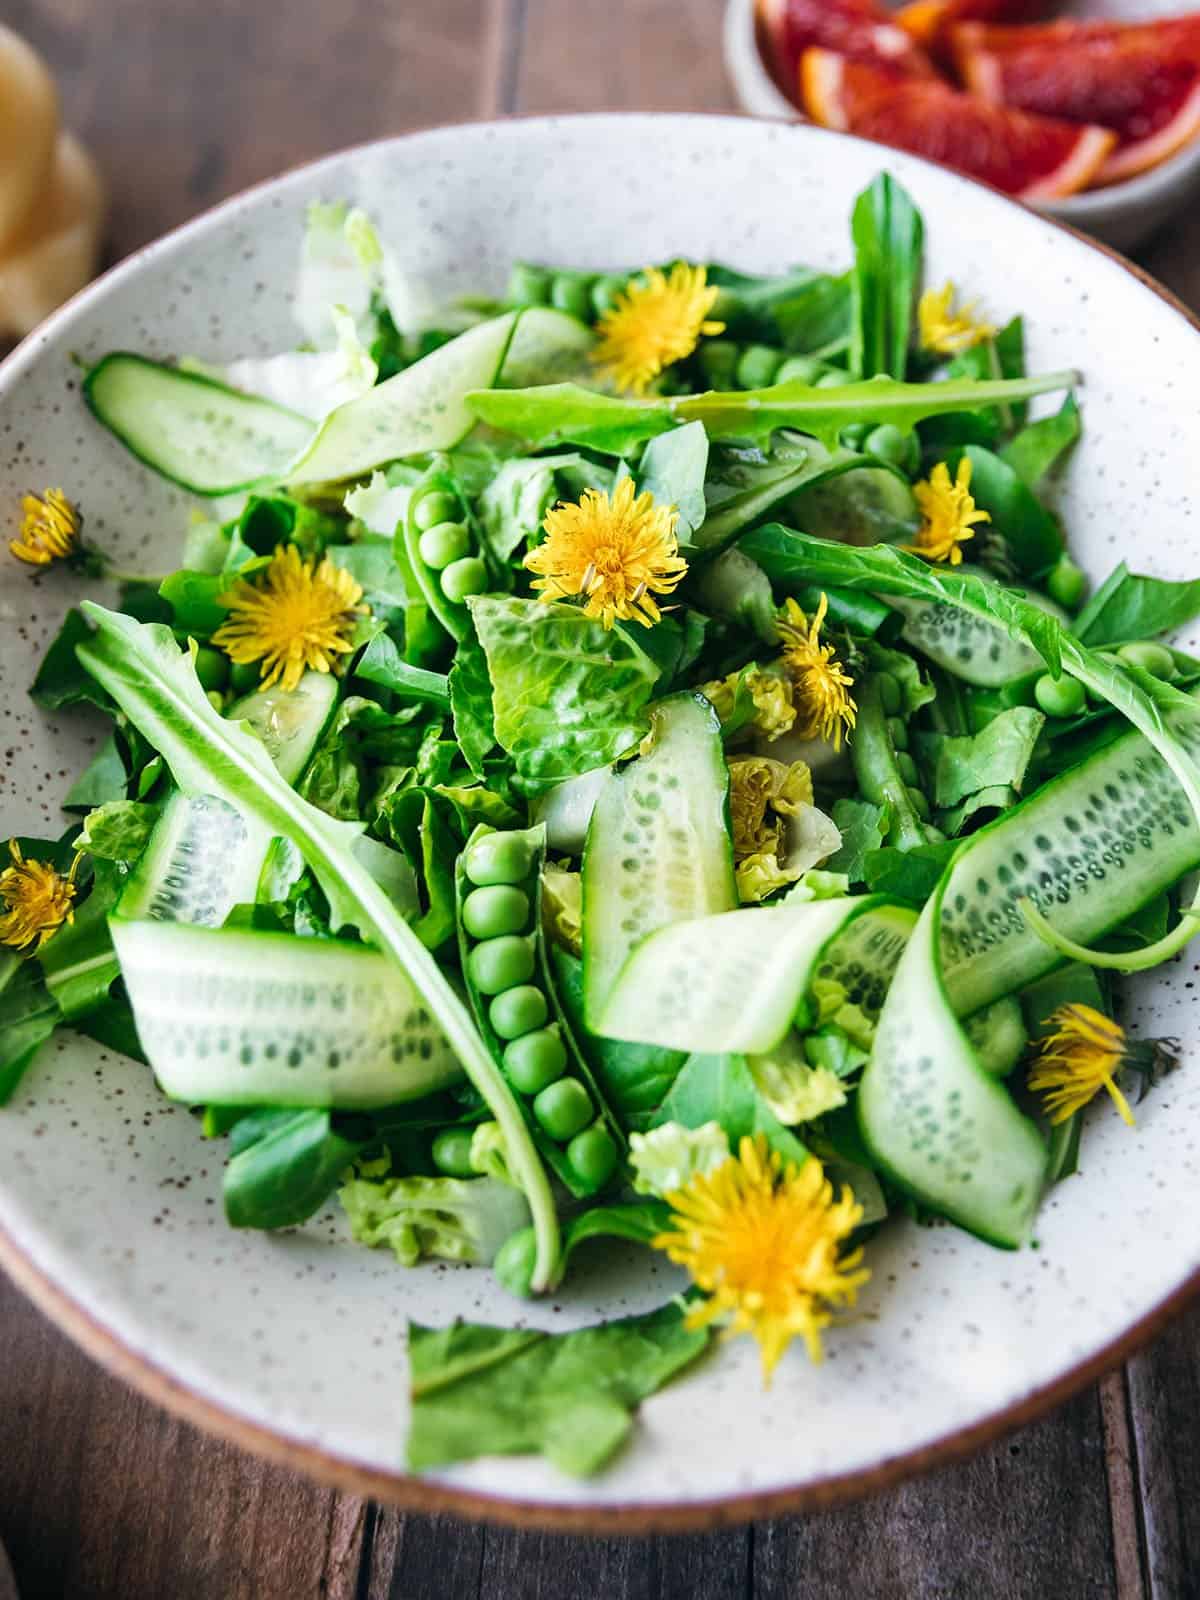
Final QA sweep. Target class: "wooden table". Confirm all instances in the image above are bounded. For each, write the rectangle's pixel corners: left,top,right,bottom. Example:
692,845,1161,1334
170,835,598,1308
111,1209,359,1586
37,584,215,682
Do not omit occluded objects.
4,2,1200,1595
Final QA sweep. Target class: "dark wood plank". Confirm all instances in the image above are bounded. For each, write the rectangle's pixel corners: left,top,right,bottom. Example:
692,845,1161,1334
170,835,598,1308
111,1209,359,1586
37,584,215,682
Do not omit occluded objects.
1141,210,1200,316
755,1388,1118,1600
0,1271,365,1600
476,1525,751,1600
1125,1300,1200,1600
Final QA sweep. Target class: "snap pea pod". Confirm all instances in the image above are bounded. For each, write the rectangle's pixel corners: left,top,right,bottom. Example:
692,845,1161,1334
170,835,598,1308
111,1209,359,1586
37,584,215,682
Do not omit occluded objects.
851,673,931,851
401,467,489,642
456,824,622,1199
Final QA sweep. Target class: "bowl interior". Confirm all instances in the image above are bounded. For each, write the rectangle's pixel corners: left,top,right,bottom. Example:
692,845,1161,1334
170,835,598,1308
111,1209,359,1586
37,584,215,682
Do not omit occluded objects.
2,116,1200,1517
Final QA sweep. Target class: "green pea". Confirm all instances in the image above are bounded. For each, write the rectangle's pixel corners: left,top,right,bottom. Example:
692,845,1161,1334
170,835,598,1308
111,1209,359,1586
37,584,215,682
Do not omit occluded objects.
468,935,535,996
494,1226,538,1298
814,368,850,389
503,1027,568,1093
463,884,529,940
1046,553,1088,612
886,715,908,752
533,1077,593,1141
413,491,460,532
567,1123,619,1189
775,355,825,386
896,751,920,786
440,556,488,603
1034,673,1086,718
876,672,903,716
1118,641,1177,679
735,344,785,390
431,1127,476,1178
489,983,548,1041
418,520,470,571
193,645,229,692
697,339,740,390
508,262,552,306
228,659,260,694
908,786,931,820
864,423,917,474
205,689,226,712
550,274,595,322
465,831,534,887
840,421,871,450
590,274,628,318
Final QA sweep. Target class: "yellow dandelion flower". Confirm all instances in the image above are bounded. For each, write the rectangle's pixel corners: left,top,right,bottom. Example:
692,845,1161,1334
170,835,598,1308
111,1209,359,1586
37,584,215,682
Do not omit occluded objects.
654,1134,869,1380
728,756,812,860
11,488,81,567
212,544,366,692
918,282,997,356
908,458,990,566
524,477,688,629
776,593,857,750
701,665,796,743
592,264,725,395
1026,1003,1182,1128
0,841,81,951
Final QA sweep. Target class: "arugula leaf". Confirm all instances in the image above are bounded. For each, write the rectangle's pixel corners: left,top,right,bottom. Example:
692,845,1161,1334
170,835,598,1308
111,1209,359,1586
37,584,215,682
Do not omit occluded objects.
637,422,708,539
468,595,659,794
849,173,923,381
407,1302,708,1476
1073,562,1200,647
467,370,1077,455
651,1051,809,1168
952,445,1063,578
0,954,60,1104
1000,394,1081,488
74,604,561,1290
825,798,888,884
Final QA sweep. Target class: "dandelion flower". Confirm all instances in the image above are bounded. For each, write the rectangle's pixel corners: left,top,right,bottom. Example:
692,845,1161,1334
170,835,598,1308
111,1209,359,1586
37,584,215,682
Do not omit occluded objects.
525,478,687,629
919,282,996,356
908,458,990,566
776,593,857,749
1029,1003,1178,1127
0,841,80,951
11,489,81,567
592,264,724,395
654,1134,869,1380
701,665,796,742
212,544,366,692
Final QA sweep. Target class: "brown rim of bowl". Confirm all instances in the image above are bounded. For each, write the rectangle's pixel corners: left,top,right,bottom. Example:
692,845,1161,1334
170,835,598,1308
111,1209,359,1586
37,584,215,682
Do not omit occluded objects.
2,113,1199,1534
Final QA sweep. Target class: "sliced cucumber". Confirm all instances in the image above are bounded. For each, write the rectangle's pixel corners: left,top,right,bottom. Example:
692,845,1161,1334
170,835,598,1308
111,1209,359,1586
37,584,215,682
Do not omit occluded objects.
226,670,339,785
859,882,1048,1248
497,306,595,388
582,693,736,1028
886,570,1067,688
118,791,271,925
781,453,918,547
814,901,917,1023
592,893,875,1054
941,708,1200,1016
111,919,461,1108
84,355,313,496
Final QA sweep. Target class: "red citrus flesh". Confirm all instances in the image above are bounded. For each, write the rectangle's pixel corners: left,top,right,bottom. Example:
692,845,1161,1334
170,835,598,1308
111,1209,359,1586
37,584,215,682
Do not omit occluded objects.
801,48,1117,199
956,17,1200,184
755,0,933,103
896,0,1049,50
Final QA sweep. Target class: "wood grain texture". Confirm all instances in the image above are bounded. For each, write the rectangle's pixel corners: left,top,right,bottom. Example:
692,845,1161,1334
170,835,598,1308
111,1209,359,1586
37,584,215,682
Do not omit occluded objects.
1,0,1197,1595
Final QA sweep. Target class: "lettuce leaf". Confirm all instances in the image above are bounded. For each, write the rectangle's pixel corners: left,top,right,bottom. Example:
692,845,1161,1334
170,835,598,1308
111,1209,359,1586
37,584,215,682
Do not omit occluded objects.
340,1171,529,1266
467,595,659,793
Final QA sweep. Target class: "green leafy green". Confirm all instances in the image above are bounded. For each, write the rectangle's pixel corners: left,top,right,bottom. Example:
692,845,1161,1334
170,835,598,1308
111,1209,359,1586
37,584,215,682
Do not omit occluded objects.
478,452,603,564
159,570,228,637
637,422,708,538
447,622,499,780
1000,393,1081,487
0,954,60,1104
38,860,125,1020
551,947,684,1122
849,173,923,381
920,705,1044,811
1074,562,1200,647
340,1171,529,1266
651,1052,808,1168
407,1302,708,1476
629,1120,731,1195
687,548,775,642
466,370,1077,455
79,800,160,861
953,445,1063,578
353,633,450,710
863,839,961,902
825,798,888,884
224,1108,363,1230
467,595,658,793
63,735,130,811
30,609,108,712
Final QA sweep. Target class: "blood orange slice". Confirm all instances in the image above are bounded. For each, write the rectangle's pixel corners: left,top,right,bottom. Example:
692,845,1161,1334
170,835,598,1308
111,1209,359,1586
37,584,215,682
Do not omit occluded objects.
756,0,933,104
955,17,1200,185
896,0,1049,52
801,49,1116,199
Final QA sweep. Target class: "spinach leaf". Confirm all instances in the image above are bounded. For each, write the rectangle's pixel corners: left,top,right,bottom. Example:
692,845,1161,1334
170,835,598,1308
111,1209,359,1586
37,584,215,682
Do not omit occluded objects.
772,273,852,356
495,1202,671,1297
38,860,125,1021
919,705,1045,810
637,422,708,539
468,595,659,794
1073,562,1200,647
953,445,1063,578
63,735,129,810
825,799,888,884
30,609,108,712
407,1302,708,1476
158,570,228,637
849,172,923,381
551,946,684,1120
224,1108,363,1230
0,954,60,1104
1000,393,1081,487
353,633,451,710
467,370,1077,455
651,1052,808,1168
862,839,958,902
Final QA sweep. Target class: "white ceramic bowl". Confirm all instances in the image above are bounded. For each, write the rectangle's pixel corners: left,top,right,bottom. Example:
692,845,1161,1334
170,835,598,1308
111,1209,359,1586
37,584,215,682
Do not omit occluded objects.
2,115,1200,1529
724,0,1200,253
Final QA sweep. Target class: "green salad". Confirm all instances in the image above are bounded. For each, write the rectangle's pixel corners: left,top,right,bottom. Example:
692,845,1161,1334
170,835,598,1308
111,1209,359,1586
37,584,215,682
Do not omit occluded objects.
6,173,1199,1478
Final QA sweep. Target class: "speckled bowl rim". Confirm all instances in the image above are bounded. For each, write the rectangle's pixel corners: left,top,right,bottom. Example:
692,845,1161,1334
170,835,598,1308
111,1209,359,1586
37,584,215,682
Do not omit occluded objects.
2,113,1200,1533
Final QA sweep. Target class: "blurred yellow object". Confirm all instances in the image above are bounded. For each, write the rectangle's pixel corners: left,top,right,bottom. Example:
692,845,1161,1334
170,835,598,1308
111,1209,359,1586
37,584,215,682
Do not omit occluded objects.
0,26,105,340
